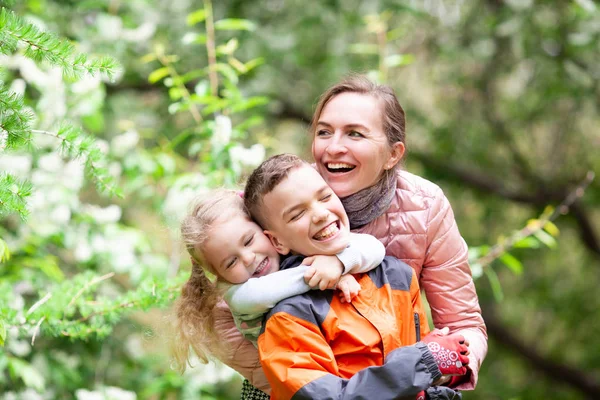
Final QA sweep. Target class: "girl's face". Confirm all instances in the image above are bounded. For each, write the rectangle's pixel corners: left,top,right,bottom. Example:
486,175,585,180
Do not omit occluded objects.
311,92,404,198
201,213,280,284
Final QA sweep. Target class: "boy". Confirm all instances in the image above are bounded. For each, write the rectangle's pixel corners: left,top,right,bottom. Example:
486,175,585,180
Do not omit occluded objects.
244,154,468,400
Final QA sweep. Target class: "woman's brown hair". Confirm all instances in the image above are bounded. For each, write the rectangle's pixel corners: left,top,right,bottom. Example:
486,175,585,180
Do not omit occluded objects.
171,189,246,372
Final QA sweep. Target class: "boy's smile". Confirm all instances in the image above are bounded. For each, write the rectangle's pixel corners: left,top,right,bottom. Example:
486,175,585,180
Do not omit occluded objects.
262,165,350,257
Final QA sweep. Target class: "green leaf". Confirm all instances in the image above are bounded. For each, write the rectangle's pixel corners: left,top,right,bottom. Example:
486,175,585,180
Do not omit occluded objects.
384,54,415,68
513,236,541,249
244,57,265,72
187,9,206,25
213,63,239,84
0,238,10,262
534,230,557,248
148,67,170,84
140,53,157,63
499,253,523,274
217,38,239,56
348,43,379,55
0,319,6,346
485,268,504,302
544,221,560,237
8,357,45,391
214,18,256,31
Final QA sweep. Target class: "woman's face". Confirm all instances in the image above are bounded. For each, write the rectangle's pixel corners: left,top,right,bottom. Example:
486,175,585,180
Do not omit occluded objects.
312,92,404,198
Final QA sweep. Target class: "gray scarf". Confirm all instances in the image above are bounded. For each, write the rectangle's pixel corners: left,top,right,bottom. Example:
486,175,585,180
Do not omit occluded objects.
341,169,397,230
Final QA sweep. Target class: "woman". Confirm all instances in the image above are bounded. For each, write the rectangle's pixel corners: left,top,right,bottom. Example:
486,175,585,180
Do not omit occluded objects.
213,75,487,397
310,75,487,389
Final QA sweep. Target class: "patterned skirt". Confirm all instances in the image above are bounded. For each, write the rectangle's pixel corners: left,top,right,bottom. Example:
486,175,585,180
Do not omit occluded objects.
241,379,270,400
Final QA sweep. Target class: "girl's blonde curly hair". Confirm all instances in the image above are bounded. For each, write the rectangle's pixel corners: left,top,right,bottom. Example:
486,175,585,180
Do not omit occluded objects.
171,189,246,372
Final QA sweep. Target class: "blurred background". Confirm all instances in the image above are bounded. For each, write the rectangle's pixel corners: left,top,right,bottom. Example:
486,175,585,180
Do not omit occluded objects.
0,0,599,399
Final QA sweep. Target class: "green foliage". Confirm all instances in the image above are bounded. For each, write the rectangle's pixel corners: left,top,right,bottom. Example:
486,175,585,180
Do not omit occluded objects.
0,1,598,399
0,172,32,219
0,7,120,80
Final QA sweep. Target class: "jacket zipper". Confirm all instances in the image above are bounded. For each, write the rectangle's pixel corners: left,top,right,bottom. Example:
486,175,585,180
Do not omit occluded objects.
414,312,421,341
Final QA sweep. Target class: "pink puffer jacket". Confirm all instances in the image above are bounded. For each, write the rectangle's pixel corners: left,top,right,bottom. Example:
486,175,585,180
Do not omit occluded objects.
353,170,487,390
212,169,487,393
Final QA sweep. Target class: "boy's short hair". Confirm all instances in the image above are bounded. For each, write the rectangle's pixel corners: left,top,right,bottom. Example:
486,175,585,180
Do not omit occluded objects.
244,153,308,228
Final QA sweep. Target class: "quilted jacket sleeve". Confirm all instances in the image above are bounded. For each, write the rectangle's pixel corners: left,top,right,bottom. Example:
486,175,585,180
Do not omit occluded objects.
420,186,488,390
212,301,270,394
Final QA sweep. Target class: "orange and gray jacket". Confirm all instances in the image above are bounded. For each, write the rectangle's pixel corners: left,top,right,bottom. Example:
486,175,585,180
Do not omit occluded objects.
258,255,442,400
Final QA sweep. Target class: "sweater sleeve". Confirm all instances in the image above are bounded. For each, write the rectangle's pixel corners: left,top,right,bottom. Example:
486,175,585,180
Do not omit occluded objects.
336,233,386,274
259,312,441,400
211,301,270,393
224,266,312,315
421,186,488,390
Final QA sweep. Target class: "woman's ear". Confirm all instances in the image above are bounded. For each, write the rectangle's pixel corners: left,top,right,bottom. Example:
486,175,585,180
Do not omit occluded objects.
384,142,405,170
264,230,291,255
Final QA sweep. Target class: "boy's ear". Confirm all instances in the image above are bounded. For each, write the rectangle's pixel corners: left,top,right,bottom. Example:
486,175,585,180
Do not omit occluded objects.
264,230,290,256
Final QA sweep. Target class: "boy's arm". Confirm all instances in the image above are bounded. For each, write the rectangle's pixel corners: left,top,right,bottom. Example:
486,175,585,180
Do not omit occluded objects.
225,266,311,315
336,233,386,274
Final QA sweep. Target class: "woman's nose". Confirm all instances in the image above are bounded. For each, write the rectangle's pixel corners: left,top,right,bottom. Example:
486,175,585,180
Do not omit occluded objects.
325,134,347,155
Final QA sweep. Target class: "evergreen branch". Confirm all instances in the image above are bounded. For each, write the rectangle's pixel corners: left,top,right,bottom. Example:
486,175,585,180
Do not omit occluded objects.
32,126,122,197
65,272,114,311
0,8,121,81
30,316,45,346
476,171,596,267
0,172,32,219
0,84,34,150
26,292,52,316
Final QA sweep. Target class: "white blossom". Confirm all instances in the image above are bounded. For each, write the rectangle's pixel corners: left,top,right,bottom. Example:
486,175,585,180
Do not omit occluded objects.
96,14,123,41
111,130,140,156
211,115,232,152
74,240,93,262
122,21,156,42
163,174,208,226
75,390,104,400
229,143,265,167
50,204,72,225
38,153,64,173
82,204,122,224
0,128,7,152
9,78,26,95
0,154,32,176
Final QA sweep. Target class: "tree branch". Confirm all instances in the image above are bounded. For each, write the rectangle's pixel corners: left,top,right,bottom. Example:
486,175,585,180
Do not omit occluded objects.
483,307,600,399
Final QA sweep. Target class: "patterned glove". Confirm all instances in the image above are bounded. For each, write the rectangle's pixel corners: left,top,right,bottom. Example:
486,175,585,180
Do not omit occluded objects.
416,391,426,400
422,333,469,376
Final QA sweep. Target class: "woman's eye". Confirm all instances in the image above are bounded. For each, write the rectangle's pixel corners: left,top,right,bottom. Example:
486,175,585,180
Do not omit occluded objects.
316,129,331,137
348,130,364,138
244,235,254,246
321,194,332,202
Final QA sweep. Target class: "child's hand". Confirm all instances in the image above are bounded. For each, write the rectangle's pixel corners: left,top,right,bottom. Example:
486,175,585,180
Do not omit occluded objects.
302,255,343,290
337,274,361,303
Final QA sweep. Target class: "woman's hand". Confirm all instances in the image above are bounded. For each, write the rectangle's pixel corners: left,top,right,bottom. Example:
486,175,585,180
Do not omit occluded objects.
422,330,470,377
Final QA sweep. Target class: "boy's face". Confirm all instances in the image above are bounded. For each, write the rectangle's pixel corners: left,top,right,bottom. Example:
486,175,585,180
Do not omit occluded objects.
262,165,350,257
202,213,280,284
